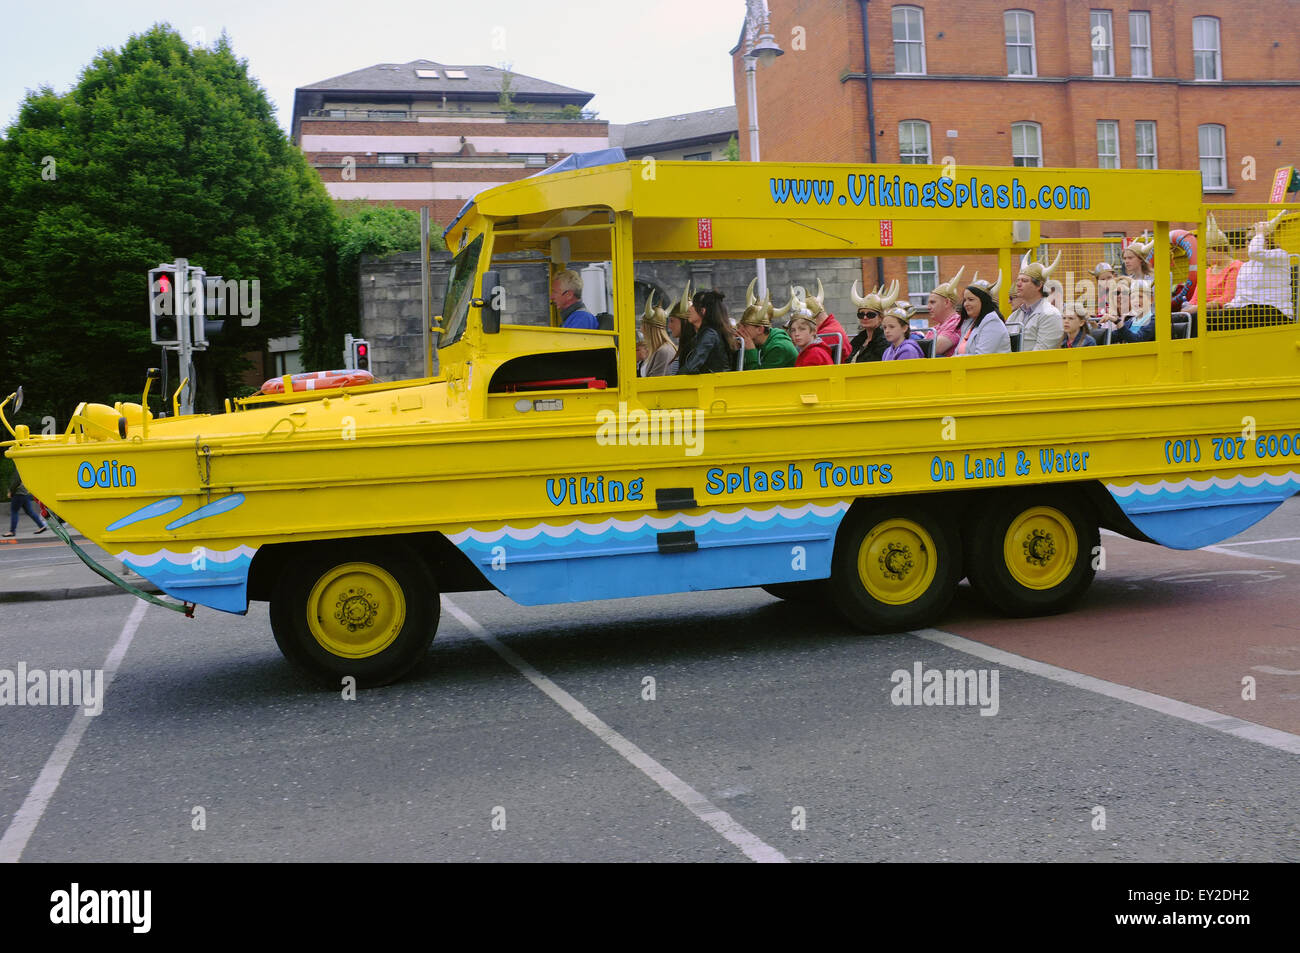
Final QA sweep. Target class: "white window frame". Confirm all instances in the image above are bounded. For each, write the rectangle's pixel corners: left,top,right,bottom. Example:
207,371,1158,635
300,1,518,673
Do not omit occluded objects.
892,6,927,75
907,255,939,307
1011,122,1042,167
898,120,932,164
1135,120,1158,169
1129,12,1152,78
1004,10,1037,77
1193,17,1222,81
1090,10,1115,77
1096,120,1120,169
377,153,417,166
1198,124,1227,190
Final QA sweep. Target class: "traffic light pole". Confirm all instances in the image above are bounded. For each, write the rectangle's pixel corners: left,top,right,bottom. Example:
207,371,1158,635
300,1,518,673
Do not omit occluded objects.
175,257,195,416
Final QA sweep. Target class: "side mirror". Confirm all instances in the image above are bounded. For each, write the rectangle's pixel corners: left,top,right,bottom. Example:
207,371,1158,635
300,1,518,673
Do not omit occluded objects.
14,386,22,413
478,269,501,334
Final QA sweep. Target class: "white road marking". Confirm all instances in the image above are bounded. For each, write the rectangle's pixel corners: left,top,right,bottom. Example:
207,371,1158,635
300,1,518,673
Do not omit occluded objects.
1251,666,1300,676
0,599,148,863
1211,537,1300,547
442,596,788,863
913,628,1300,756
1199,545,1300,567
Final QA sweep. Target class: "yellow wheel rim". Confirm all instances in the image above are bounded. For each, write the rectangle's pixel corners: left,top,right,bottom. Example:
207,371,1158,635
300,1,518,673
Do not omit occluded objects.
857,518,938,606
1003,506,1079,591
306,562,406,659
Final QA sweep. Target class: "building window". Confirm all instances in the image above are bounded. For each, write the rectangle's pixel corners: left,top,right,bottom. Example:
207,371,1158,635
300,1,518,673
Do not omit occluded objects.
683,152,712,161
1096,121,1120,169
898,121,931,163
1011,122,1042,167
907,256,938,307
1090,10,1115,77
377,154,417,166
1198,124,1227,190
1193,17,1221,81
368,110,407,120
1135,121,1157,169
1129,12,1152,78
1004,11,1037,77
892,6,926,75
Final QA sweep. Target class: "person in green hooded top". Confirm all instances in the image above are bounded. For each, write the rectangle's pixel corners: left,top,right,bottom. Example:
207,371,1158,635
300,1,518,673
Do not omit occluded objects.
737,298,797,370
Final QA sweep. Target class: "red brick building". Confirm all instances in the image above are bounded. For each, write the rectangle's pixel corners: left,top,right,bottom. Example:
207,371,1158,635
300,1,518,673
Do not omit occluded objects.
732,0,1298,304
293,61,609,228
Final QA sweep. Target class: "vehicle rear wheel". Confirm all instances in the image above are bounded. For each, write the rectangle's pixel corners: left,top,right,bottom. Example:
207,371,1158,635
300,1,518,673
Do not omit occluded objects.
270,540,439,687
829,502,959,633
964,490,1098,617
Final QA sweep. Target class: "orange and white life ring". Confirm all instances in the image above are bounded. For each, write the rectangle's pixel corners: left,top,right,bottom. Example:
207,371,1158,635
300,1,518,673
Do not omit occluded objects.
259,370,374,395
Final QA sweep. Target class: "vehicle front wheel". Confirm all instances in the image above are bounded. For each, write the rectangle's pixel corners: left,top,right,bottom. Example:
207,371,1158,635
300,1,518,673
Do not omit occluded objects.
270,541,439,687
829,502,960,633
964,490,1098,617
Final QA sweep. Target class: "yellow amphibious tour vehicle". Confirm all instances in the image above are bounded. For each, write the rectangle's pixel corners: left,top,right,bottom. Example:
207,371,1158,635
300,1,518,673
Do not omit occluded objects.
5,153,1300,684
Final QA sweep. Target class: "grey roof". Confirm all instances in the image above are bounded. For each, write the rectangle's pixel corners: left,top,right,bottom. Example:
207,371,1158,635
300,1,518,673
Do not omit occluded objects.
609,107,738,152
298,60,593,102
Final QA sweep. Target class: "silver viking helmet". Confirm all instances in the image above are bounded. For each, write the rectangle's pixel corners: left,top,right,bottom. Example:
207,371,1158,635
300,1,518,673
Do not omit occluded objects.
970,270,1003,297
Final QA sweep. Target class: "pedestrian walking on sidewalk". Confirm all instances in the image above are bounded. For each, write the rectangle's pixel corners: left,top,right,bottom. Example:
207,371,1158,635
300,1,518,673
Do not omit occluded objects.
6,472,48,536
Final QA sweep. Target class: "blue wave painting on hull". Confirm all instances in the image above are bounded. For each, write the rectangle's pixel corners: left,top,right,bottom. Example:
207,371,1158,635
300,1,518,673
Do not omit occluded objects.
1107,472,1300,550
120,547,255,614
449,504,848,605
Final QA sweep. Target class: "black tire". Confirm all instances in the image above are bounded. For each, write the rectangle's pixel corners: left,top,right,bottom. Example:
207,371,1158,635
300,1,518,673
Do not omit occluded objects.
761,580,828,602
963,489,1099,617
829,501,960,633
270,540,439,687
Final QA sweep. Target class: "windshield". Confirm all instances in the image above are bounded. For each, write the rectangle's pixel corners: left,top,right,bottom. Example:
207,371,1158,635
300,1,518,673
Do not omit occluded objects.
439,235,483,348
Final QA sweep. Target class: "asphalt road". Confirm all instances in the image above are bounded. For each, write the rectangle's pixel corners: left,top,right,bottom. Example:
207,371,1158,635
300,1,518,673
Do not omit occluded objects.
0,500,1297,862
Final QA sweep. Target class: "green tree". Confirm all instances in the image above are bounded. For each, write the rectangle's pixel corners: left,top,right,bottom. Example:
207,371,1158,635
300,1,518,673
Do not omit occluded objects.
724,135,740,161
303,200,435,370
0,24,334,423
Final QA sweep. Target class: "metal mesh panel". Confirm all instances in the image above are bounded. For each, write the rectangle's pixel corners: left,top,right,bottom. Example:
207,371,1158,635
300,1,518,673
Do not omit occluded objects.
1202,205,1299,333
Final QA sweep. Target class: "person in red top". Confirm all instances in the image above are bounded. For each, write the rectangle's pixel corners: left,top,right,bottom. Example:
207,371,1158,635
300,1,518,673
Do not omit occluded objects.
1185,214,1243,318
797,279,847,362
790,312,834,367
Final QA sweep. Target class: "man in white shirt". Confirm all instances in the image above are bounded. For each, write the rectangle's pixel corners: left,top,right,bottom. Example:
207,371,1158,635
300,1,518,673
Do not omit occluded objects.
1011,255,1065,350
1217,216,1293,326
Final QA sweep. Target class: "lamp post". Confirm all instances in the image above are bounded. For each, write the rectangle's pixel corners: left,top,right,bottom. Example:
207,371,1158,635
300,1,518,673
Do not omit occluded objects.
744,0,784,297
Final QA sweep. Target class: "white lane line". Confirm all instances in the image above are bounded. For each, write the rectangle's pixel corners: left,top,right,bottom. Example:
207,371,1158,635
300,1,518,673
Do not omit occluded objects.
913,628,1300,756
1199,545,1300,566
1211,537,1300,547
442,597,788,863
0,599,148,863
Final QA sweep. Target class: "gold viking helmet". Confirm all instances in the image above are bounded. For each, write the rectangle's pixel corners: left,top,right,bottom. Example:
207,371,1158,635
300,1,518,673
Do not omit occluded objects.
850,278,900,315
642,290,667,328
1018,249,1063,286
801,278,826,317
667,278,692,318
741,278,774,327
1259,210,1286,237
1205,213,1229,250
970,270,1002,297
770,287,795,323
1128,238,1155,260
931,265,966,304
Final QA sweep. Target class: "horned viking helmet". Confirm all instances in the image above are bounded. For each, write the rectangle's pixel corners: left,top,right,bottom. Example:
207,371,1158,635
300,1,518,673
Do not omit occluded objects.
850,279,900,315
1018,249,1063,286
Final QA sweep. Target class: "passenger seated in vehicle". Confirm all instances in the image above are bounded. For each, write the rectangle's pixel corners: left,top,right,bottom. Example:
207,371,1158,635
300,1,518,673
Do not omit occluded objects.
796,279,848,361
1061,303,1097,348
1169,228,1198,310
1121,240,1154,294
789,311,834,367
1184,214,1242,318
1091,262,1117,321
1010,252,1064,350
881,311,924,360
676,288,736,374
925,266,965,356
847,279,899,362
550,269,599,329
640,292,678,377
1208,213,1293,328
954,285,1011,355
635,331,649,375
1109,281,1156,344
738,298,798,369
665,280,692,374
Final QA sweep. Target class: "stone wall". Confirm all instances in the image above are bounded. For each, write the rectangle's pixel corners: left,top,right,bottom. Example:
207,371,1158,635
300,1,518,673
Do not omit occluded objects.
358,252,870,380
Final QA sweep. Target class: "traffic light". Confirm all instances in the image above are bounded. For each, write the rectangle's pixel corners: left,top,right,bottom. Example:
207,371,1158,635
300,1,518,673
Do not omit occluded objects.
352,339,370,371
148,268,180,345
195,275,227,348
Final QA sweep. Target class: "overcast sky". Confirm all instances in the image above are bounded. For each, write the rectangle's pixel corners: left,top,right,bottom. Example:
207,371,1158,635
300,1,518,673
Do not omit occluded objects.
1,0,744,132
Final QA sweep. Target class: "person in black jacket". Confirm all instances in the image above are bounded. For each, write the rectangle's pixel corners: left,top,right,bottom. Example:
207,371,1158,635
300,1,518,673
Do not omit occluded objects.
677,288,737,374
